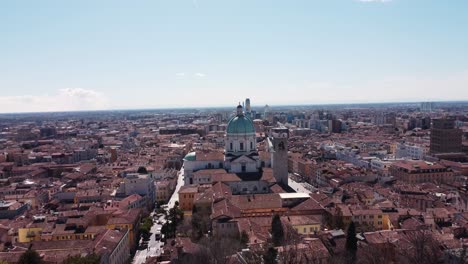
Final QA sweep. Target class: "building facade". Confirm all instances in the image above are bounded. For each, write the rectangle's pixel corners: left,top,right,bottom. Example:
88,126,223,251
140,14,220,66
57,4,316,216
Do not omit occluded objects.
430,118,462,154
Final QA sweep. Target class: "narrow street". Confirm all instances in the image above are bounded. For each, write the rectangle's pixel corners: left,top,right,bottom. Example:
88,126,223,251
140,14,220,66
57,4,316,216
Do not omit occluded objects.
132,170,307,263
132,167,185,264
132,214,164,264
167,167,184,209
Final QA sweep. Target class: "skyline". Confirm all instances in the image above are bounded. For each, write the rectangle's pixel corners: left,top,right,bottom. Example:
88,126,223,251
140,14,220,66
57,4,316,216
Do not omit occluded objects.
1,0,468,113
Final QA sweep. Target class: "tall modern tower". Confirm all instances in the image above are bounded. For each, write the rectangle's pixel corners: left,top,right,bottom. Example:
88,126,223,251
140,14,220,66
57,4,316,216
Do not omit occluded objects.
430,117,462,154
245,98,251,118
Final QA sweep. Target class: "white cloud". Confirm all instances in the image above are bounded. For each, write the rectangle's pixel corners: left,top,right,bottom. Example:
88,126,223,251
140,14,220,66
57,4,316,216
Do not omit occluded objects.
0,88,110,113
194,73,206,77
176,72,185,77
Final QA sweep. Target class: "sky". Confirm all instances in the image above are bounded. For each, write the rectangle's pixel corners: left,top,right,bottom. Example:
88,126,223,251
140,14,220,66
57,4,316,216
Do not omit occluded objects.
1,0,468,113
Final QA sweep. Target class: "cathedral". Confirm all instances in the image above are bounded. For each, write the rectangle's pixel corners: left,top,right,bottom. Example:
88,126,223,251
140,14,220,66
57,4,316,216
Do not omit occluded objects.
182,99,289,194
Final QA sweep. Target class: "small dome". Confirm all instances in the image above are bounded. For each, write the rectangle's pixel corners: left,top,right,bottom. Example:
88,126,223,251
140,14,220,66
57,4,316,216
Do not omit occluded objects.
183,152,196,161
226,115,255,135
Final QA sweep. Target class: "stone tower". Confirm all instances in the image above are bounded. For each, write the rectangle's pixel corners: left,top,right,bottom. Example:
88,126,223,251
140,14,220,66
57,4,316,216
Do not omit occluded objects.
270,126,289,185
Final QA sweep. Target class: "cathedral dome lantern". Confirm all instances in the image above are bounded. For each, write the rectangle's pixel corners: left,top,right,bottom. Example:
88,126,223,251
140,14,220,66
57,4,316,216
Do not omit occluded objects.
236,104,243,116
227,103,255,136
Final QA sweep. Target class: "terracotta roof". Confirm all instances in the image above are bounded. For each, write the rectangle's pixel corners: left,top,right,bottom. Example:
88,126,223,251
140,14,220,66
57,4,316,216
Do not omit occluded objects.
291,197,324,211
230,193,282,211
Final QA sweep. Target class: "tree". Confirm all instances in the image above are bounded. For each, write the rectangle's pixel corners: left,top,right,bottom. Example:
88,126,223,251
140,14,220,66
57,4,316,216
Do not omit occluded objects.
240,231,249,248
396,230,442,264
333,209,345,230
18,249,44,264
263,246,278,264
139,216,153,239
277,225,305,264
191,206,203,241
197,236,242,264
137,166,148,174
271,214,284,246
358,243,395,264
63,254,100,264
191,205,211,241
162,203,185,239
345,221,357,263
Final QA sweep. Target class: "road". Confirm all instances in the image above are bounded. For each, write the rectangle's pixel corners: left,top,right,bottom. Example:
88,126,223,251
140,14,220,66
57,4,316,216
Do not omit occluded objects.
167,167,184,209
132,167,185,264
132,214,164,264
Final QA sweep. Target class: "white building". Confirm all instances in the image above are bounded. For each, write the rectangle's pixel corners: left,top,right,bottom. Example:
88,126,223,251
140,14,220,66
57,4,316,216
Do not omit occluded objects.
395,143,427,160
122,173,156,205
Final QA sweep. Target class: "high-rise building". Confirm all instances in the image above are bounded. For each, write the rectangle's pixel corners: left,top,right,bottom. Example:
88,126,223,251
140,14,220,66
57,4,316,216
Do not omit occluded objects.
430,118,462,154
421,102,435,112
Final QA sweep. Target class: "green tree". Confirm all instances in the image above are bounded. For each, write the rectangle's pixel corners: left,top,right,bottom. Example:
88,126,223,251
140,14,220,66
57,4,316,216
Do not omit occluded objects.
161,203,185,239
263,246,278,264
345,221,358,263
18,249,44,264
63,253,100,264
139,216,153,239
240,230,249,248
271,214,284,246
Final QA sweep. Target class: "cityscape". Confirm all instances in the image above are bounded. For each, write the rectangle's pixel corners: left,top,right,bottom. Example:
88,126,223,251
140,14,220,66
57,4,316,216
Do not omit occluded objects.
0,100,467,264
1,1,468,264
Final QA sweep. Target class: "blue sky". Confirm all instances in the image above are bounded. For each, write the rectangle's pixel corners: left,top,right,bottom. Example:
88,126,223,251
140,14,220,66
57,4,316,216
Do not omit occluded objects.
1,0,467,112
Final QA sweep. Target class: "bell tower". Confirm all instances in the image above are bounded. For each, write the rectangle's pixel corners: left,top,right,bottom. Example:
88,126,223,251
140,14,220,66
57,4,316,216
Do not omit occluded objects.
270,126,289,185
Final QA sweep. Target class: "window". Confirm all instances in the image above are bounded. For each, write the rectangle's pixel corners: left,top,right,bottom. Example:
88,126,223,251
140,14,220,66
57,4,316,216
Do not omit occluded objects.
241,164,246,173
240,142,244,150
303,228,306,233
230,142,233,150
251,142,253,149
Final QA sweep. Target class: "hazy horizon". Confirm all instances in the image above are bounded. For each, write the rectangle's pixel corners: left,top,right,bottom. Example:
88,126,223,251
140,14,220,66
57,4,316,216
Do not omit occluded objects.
1,100,467,116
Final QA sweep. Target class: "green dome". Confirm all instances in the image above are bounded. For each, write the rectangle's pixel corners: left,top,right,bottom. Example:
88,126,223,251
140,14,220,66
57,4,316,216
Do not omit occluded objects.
184,152,196,161
226,115,255,134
